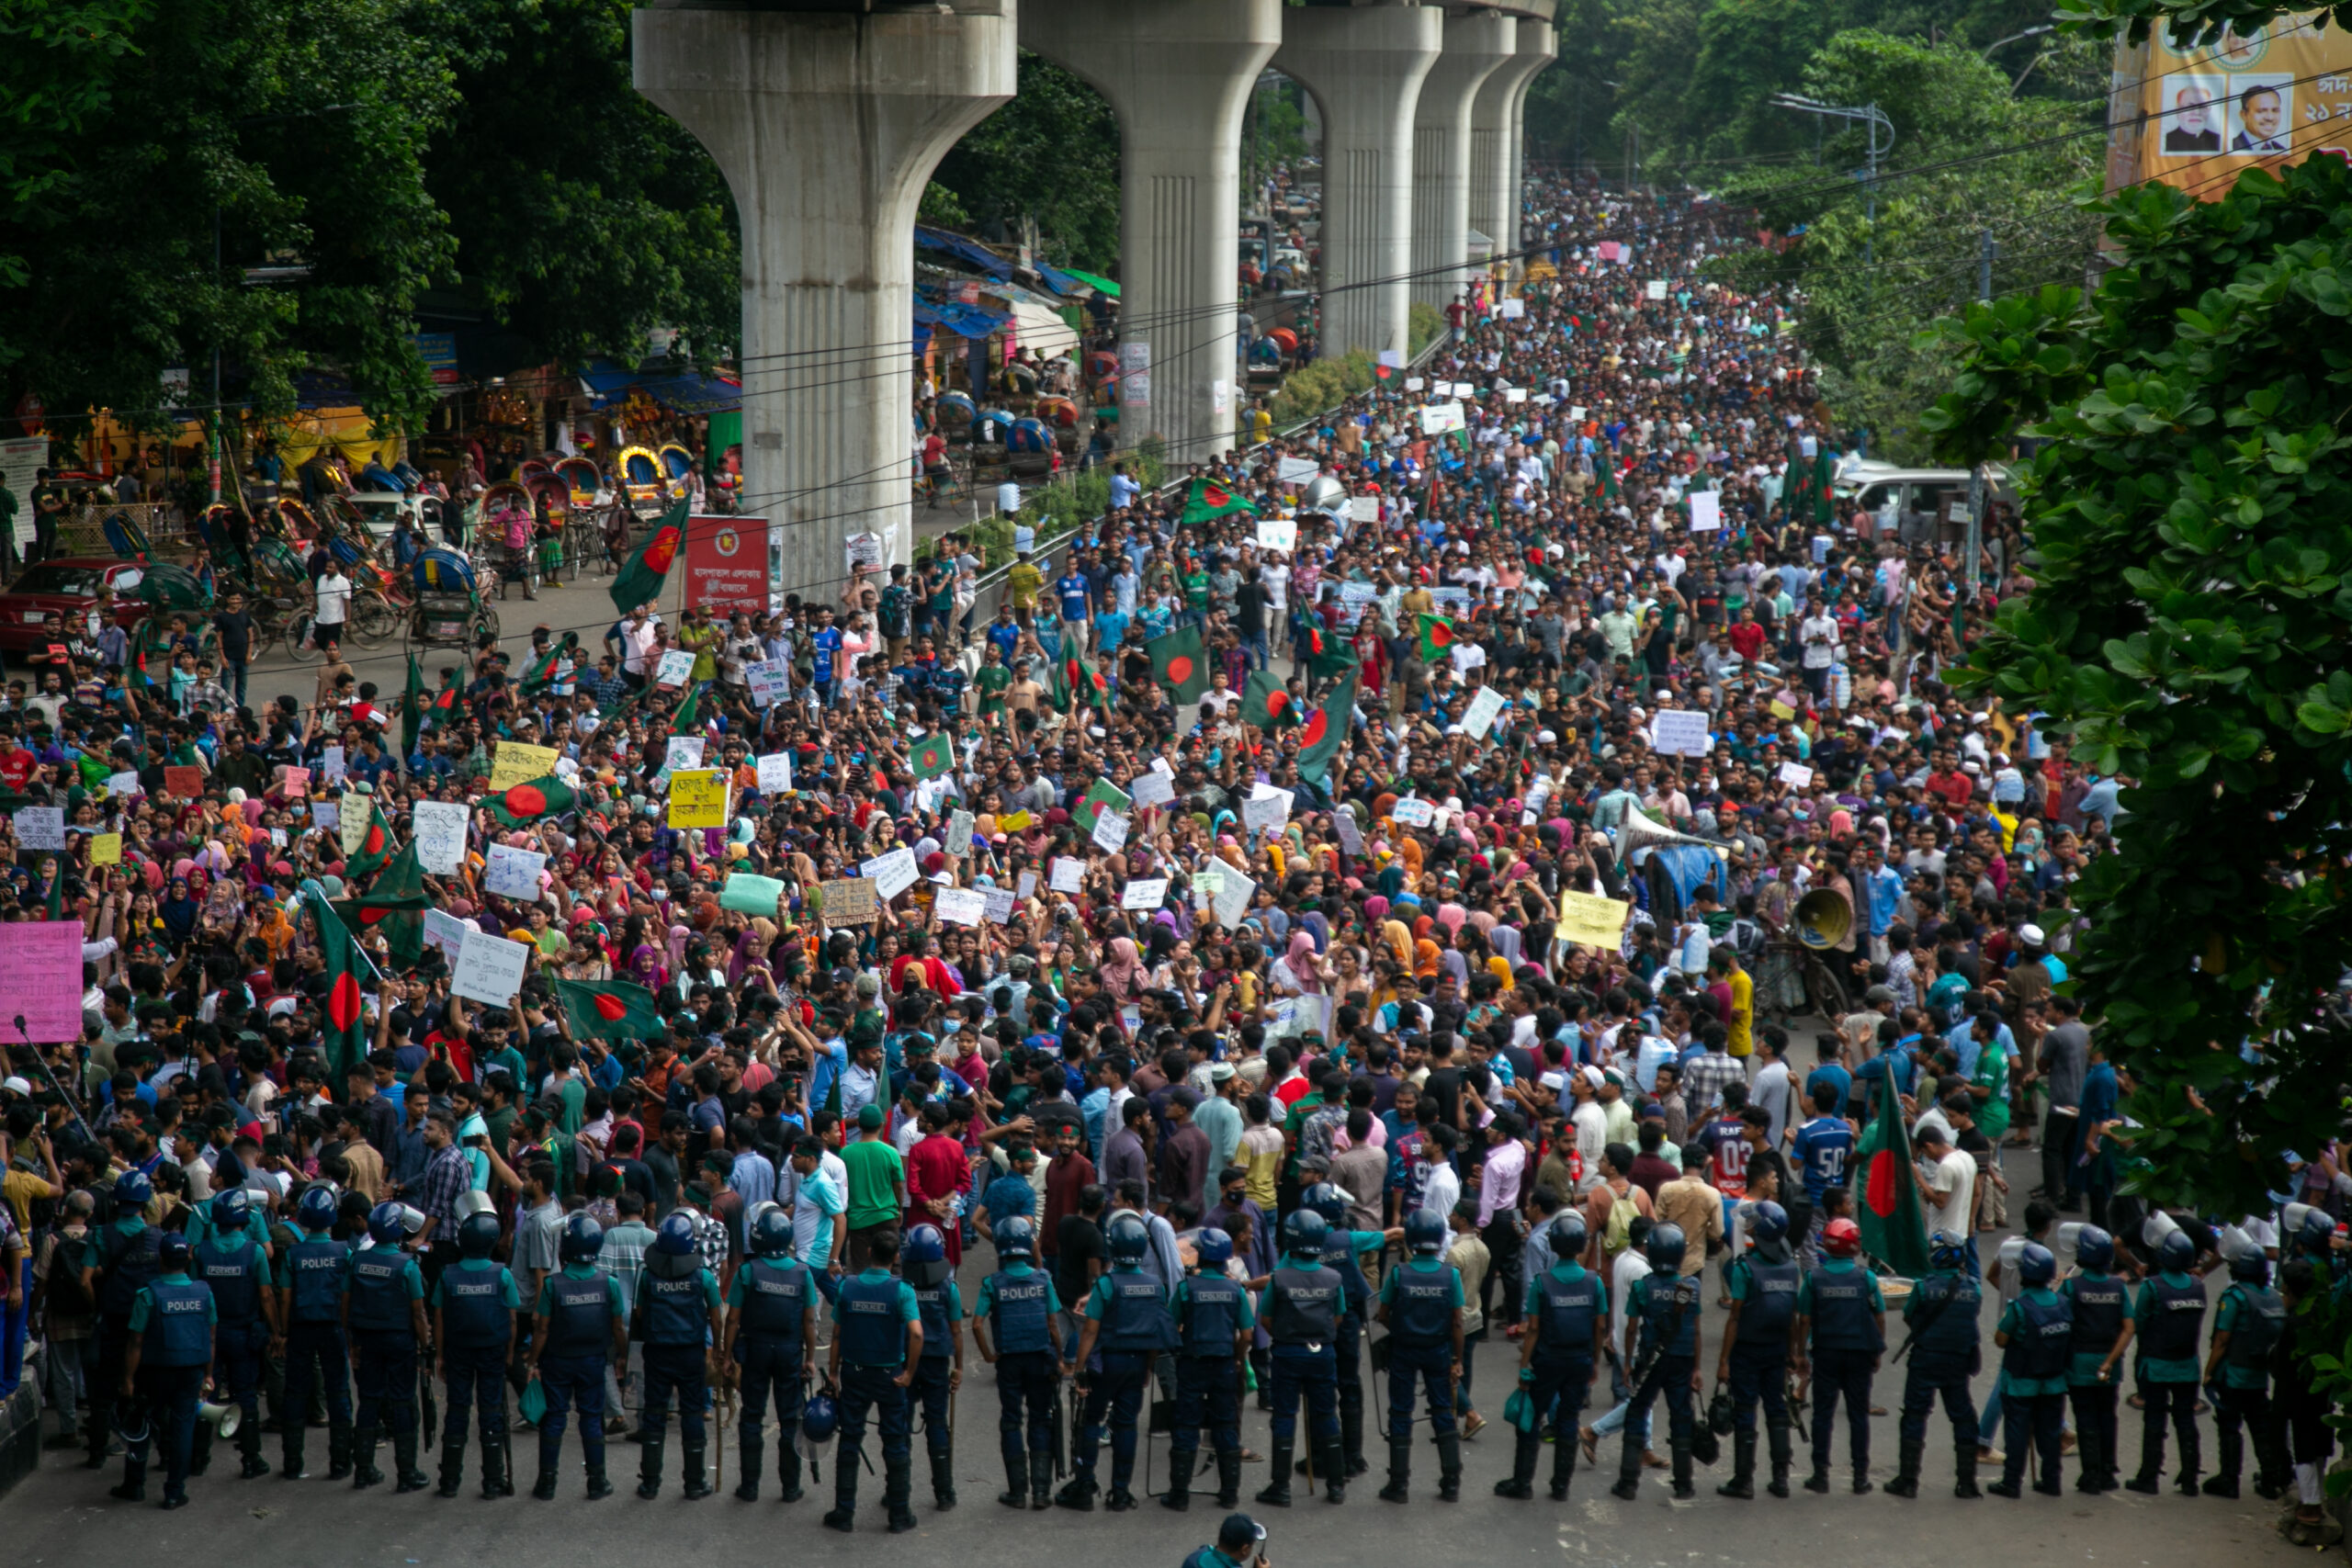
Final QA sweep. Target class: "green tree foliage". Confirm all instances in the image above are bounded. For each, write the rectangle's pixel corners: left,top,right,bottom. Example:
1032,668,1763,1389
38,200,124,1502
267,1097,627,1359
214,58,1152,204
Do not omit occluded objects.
933,52,1121,277
1923,155,2352,1221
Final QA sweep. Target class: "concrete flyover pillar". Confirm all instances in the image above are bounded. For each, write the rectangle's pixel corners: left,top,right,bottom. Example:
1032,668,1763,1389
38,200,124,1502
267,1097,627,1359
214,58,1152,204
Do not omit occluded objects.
1410,9,1515,313
1273,2,1442,362
1471,16,1554,277
633,3,1014,598
1021,0,1282,464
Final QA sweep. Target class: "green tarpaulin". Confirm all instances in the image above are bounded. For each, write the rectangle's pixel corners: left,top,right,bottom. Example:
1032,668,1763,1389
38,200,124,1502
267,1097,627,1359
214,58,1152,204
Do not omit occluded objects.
1063,268,1120,299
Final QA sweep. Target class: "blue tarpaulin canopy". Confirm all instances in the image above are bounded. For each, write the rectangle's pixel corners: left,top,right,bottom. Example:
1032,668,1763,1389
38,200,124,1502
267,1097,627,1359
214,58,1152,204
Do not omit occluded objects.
915,226,1012,278
915,298,1010,339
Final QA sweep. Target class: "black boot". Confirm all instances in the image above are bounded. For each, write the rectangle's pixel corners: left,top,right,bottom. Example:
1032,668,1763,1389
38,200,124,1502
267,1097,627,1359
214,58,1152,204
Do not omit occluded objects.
1670,1429,1696,1501
533,1466,560,1500
1000,1447,1029,1509
1216,1449,1242,1508
777,1442,803,1503
281,1426,307,1481
886,1454,917,1533
1031,1450,1053,1511
109,1458,147,1503
826,1444,859,1530
928,1438,956,1509
239,1420,271,1480
437,1439,467,1498
1340,1388,1368,1477
1767,1420,1793,1499
192,1424,214,1477
327,1419,354,1482
637,1431,664,1499
1318,1438,1348,1504
1885,1438,1923,1499
1497,1428,1539,1498
2203,1425,2240,1496
585,1458,614,1500
1378,1438,1411,1503
1611,1428,1645,1500
2075,1422,2105,1495
737,1431,763,1502
481,1438,507,1500
1437,1434,1463,1502
1257,1440,1294,1506
1161,1448,1195,1509
394,1428,429,1493
1054,1472,1098,1510
1549,1426,1577,1500
682,1441,711,1500
350,1424,383,1488
2176,1427,2201,1496
1719,1430,1757,1498
1954,1441,1981,1499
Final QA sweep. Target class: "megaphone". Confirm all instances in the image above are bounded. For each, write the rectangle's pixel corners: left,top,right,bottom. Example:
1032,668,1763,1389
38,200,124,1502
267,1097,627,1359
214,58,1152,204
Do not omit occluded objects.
1794,888,1853,952
198,1399,242,1439
1613,806,1730,866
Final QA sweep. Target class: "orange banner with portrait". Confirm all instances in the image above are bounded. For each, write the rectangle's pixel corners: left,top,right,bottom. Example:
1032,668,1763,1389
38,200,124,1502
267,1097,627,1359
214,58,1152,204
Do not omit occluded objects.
2120,16,2352,197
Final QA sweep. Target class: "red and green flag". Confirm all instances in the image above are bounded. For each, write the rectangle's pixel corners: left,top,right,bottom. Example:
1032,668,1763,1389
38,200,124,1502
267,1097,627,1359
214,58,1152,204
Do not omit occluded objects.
309,889,369,1086
343,800,399,880
1855,1080,1931,1277
1299,622,1359,682
1181,476,1255,525
1148,623,1210,703
553,976,664,1044
1240,668,1298,730
333,840,429,968
1414,613,1460,663
518,632,577,694
607,495,689,615
485,774,578,829
1054,649,1109,713
401,653,429,755
1071,777,1130,836
910,729,956,782
1295,671,1356,785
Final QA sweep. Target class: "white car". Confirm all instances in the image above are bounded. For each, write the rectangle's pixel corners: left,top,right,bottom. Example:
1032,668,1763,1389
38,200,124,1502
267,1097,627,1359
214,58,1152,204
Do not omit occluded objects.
337,490,443,541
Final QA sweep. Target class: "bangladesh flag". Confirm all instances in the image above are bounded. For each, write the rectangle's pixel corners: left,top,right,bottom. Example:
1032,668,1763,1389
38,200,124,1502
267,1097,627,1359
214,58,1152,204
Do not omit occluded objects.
1054,649,1109,713
671,680,706,733
334,840,430,967
1813,449,1837,525
554,976,664,1044
1148,623,1209,703
607,495,689,615
342,800,398,880
1295,671,1357,785
1181,476,1255,525
1414,613,1460,663
309,889,369,1086
1071,777,1130,836
1299,622,1358,682
518,632,577,694
401,653,428,755
1240,668,1298,729
910,729,956,782
1855,1081,1930,1278
485,774,578,829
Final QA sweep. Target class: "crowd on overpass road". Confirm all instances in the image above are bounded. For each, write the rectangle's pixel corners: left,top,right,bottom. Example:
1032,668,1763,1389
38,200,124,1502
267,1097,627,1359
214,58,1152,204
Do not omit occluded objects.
1,175,2342,1550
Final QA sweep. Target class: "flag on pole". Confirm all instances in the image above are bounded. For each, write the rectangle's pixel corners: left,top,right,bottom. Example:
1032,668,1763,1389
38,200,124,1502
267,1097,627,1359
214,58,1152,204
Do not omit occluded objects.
553,977,665,1045
1148,624,1210,703
910,730,956,782
607,495,689,615
1855,1082,1931,1278
1180,477,1255,525
1414,613,1460,664
1295,671,1357,785
1240,669,1297,730
401,653,429,755
310,889,369,1086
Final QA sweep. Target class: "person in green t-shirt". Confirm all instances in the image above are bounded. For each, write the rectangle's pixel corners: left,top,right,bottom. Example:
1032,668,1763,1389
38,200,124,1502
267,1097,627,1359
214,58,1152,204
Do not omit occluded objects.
974,643,1012,723
1966,1006,2011,1142
841,1102,907,1269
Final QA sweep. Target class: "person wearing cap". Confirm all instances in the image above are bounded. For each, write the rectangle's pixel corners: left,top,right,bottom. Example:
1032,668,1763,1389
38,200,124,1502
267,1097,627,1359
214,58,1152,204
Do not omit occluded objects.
842,1102,907,1271
1182,1511,1268,1568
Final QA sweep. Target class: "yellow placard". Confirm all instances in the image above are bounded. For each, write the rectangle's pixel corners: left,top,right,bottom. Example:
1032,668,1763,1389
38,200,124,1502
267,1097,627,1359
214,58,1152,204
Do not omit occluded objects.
90,833,121,866
489,741,560,792
1769,699,1798,721
667,769,729,829
999,810,1033,832
1556,891,1632,949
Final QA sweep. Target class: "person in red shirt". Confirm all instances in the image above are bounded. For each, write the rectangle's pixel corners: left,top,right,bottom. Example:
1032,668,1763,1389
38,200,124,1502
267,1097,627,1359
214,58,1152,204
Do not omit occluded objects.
1923,750,1975,811
905,1100,970,1266
1726,606,1768,663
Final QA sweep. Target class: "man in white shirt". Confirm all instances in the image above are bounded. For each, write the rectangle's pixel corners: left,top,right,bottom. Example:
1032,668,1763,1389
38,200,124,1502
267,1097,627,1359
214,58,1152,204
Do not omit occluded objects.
1419,1135,1462,1223
1917,1124,1975,1246
312,566,353,653
1798,596,1840,700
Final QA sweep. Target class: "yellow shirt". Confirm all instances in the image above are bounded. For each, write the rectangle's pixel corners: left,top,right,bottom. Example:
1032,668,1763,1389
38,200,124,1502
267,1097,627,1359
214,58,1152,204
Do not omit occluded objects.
1727,968,1754,1057
1007,562,1044,609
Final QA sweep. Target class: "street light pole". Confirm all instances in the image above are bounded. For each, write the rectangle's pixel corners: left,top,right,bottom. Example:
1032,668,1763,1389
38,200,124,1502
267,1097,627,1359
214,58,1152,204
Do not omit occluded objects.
1768,94,1894,272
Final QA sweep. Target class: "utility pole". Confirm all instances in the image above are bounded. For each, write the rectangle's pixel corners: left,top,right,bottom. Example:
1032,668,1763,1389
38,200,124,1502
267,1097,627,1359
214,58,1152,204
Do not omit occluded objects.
1768,94,1894,270
1963,229,1996,604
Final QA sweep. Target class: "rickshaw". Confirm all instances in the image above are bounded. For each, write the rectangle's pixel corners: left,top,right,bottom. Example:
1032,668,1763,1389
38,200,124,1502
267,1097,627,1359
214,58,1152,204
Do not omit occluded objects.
186,505,297,656
1034,395,1081,454
556,456,604,507
406,547,498,653
658,443,695,493
1005,415,1054,477
934,389,977,439
618,446,664,506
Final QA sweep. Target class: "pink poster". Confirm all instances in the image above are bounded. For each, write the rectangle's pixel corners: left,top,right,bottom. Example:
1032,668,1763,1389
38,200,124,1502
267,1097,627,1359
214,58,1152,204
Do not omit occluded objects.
0,920,86,1043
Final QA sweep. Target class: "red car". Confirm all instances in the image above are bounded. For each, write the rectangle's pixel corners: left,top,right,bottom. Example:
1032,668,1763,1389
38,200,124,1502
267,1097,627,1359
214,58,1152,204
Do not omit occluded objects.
0,557,152,664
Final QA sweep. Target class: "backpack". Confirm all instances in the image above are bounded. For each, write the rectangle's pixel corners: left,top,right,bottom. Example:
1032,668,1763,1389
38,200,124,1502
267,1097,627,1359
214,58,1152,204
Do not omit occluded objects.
1600,1185,1640,1260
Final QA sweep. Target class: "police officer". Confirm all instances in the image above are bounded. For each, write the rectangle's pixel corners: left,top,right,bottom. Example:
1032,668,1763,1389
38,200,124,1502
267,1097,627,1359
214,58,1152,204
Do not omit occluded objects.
275,1183,356,1480
902,1222,966,1510
116,1232,214,1507
1303,1181,1389,1480
1164,1225,1251,1512
192,1188,277,1481
1987,1241,2071,1497
1066,1209,1176,1511
82,1170,163,1475
526,1212,627,1500
972,1213,1066,1511
345,1201,431,1493
2202,1247,2290,1498
1498,1211,1604,1502
720,1203,819,1502
1886,1229,1982,1500
430,1210,518,1499
1182,1510,1268,1568
1611,1222,1702,1502
2108,1227,2205,1495
1715,1199,1801,1499
826,1226,922,1533
1792,1215,1883,1495
1255,1208,1347,1507
1374,1208,1464,1502
2061,1224,2125,1494
636,1209,724,1500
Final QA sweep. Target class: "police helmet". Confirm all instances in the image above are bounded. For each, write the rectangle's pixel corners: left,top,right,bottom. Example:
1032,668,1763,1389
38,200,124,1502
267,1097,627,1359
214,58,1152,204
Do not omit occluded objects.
1928,1230,1971,1272
157,1233,191,1271
2017,1241,2056,1286
1301,1181,1350,1229
2229,1250,2271,1285
1645,1222,1687,1272
1405,1209,1448,1257
2156,1228,2199,1273
1280,1207,1329,1258
560,1213,605,1265
1547,1212,1589,1259
1195,1227,1235,1268
209,1187,252,1233
651,1211,699,1258
114,1168,152,1210
2072,1224,2113,1271
905,1223,953,1288
1105,1211,1150,1266
2299,1210,2338,1258
996,1214,1037,1261
367,1201,408,1247
1746,1200,1789,1246
457,1210,501,1259
296,1184,340,1233
802,1392,840,1444
1821,1218,1861,1258
750,1205,795,1260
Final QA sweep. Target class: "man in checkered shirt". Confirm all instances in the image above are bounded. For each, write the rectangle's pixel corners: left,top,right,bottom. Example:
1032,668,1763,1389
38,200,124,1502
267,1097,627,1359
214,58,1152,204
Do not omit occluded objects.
1678,1024,1747,1119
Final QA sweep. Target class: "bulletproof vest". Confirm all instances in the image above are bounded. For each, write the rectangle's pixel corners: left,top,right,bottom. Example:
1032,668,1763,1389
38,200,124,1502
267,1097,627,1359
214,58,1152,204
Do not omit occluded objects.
1734,1256,1802,1347
1100,1269,1177,1353
141,1276,212,1367
1912,1270,1982,1359
437,1260,514,1350
1179,1272,1244,1358
2225,1284,2286,1371
911,1281,956,1360
1638,1275,1702,1359
1267,1264,1340,1344
988,1269,1053,1354
1322,1232,1372,1314
194,1236,265,1327
737,1258,811,1345
542,1269,616,1357
345,1245,413,1334
639,1263,710,1346
286,1235,351,1325
1535,1267,1603,1356
837,1271,909,1367
2003,1290,2073,1381
2064,1273,2126,1356
96,1223,163,1320
1804,1265,1883,1352
2137,1273,2207,1362
1386,1260,1458,1347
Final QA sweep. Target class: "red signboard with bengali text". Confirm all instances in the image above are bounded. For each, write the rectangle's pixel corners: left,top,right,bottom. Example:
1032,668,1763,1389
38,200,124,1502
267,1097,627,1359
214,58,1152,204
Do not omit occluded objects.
683,513,771,615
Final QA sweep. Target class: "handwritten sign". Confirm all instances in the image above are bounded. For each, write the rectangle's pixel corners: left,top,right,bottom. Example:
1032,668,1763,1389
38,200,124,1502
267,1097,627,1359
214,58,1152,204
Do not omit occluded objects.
1049,856,1086,894
1091,809,1129,852
655,649,695,688
1275,456,1319,486
490,741,559,791
756,752,794,795
817,878,876,925
745,659,790,708
663,737,706,776
1389,797,1433,828
1777,761,1815,789
1129,770,1174,809
279,767,311,799
936,888,987,927
1462,685,1507,741
1688,490,1722,533
1334,810,1363,854
482,843,547,901
411,800,469,875
1211,865,1255,927
422,908,471,960
89,833,120,866
945,809,974,856
451,928,532,1006
339,797,376,858
1,920,88,1043
720,873,787,917
668,769,729,828
862,846,919,901
1650,709,1712,757
1349,496,1379,524
1121,877,1169,911
1241,787,1292,832
1557,891,1633,949
321,745,346,784
163,765,203,799
1015,870,1036,900
12,807,63,852
1256,516,1299,551
310,800,339,837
